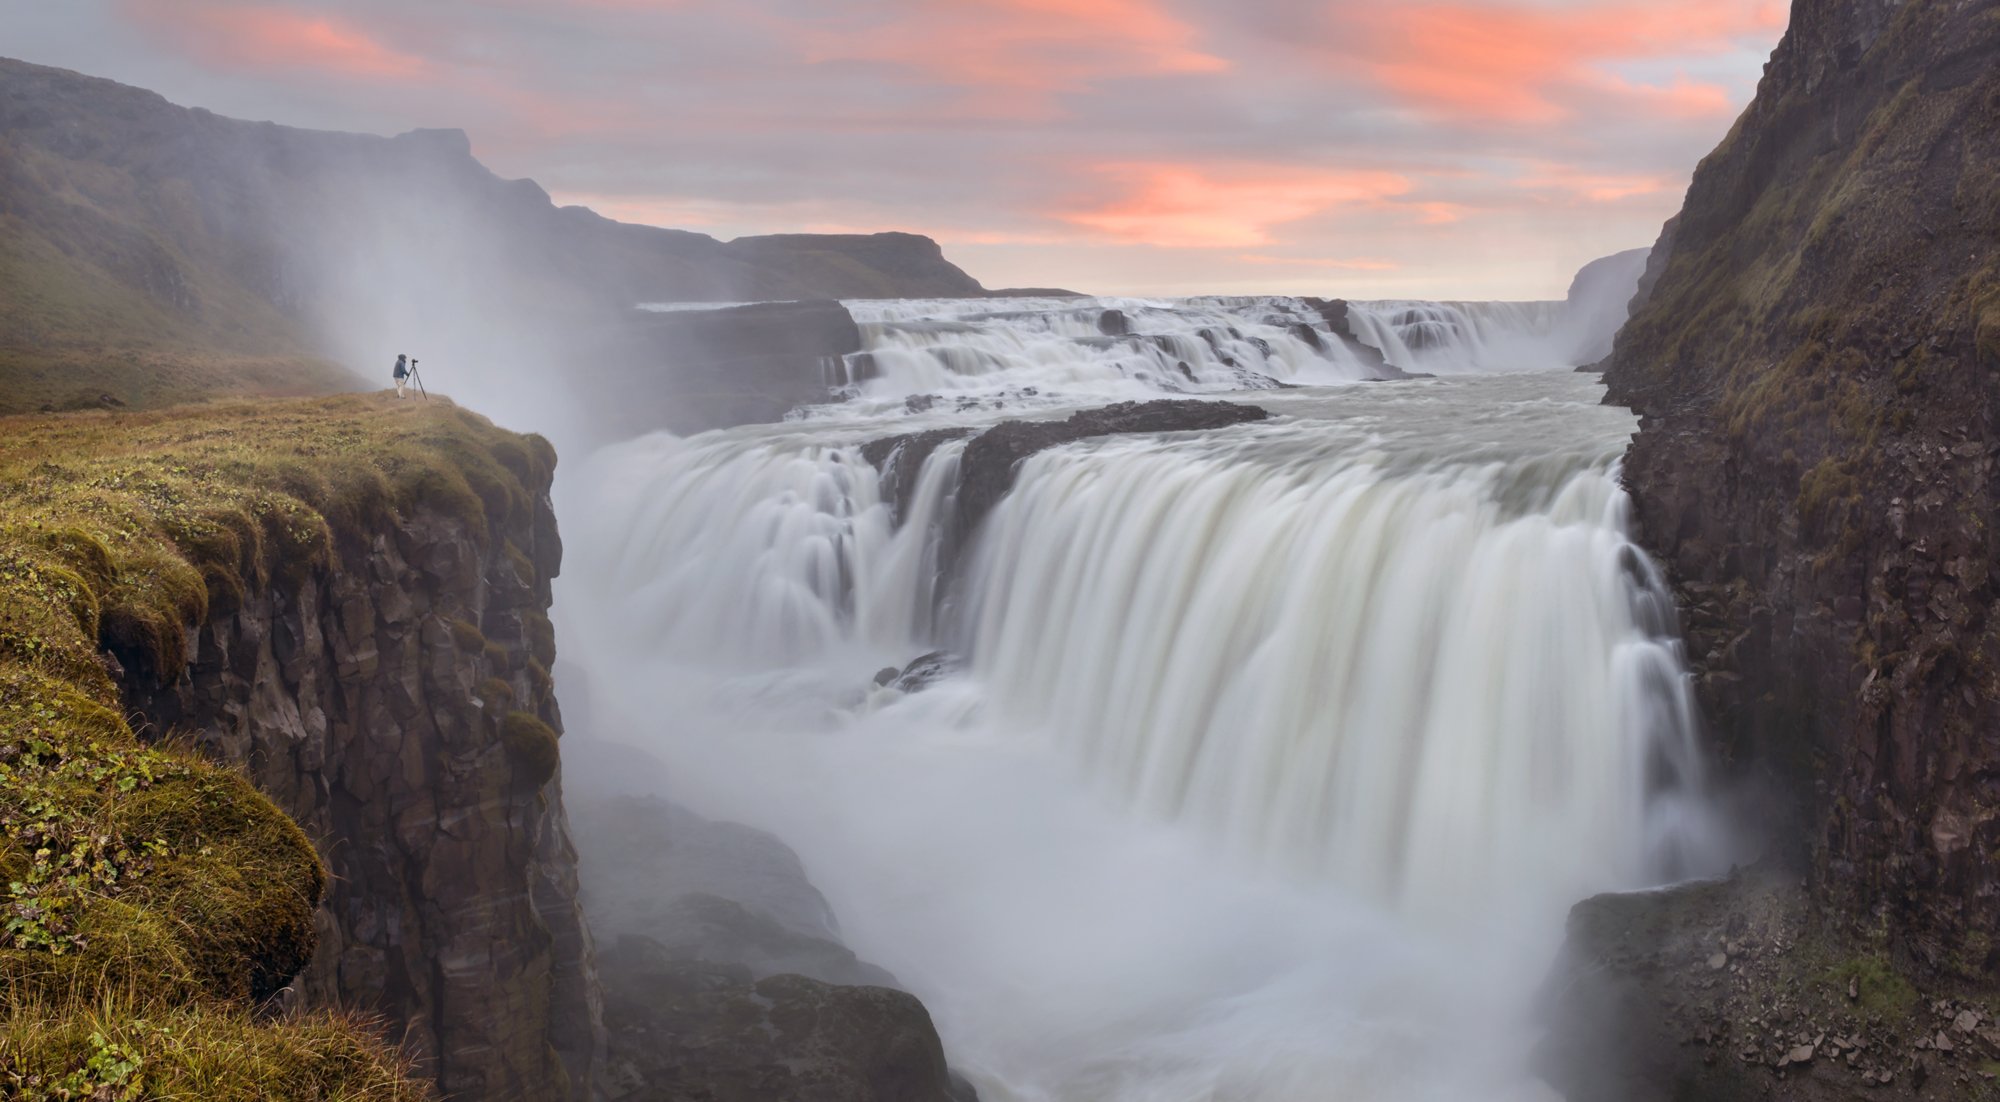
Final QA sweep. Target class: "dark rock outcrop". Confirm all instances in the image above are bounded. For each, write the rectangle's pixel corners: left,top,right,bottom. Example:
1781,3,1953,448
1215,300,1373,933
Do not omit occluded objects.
1602,0,2000,977
950,400,1270,539
570,795,973,1102
598,940,971,1102
584,300,865,437
120,457,600,1100
1542,866,2000,1101
856,400,1269,569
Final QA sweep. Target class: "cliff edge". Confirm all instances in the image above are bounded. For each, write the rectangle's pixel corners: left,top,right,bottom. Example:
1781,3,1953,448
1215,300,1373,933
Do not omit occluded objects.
0,396,597,1099
1603,0,2000,975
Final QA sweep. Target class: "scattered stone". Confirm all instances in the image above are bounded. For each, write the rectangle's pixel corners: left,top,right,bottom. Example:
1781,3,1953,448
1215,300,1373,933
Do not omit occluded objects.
1954,1009,1982,1033
1708,952,1729,971
1935,1030,1954,1053
1781,1044,1816,1067
1849,976,1860,1001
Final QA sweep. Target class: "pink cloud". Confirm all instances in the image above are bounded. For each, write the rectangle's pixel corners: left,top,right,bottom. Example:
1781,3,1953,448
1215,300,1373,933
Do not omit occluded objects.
119,1,425,80
1059,163,1414,248
1341,0,1785,123
794,0,1227,104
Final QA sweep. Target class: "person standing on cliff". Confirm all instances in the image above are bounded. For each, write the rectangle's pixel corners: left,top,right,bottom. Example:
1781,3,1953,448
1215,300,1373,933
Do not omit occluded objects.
393,354,411,398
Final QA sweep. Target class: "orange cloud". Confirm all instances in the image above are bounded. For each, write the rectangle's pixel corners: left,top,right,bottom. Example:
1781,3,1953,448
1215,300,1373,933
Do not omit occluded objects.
1061,164,1412,248
796,0,1226,101
1345,0,1785,123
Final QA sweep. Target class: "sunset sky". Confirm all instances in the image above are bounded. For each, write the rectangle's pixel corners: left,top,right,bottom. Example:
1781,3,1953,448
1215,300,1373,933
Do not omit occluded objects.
7,0,1789,298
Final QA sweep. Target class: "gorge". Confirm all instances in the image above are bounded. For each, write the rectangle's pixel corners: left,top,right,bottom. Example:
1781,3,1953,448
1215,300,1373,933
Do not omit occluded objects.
6,0,2000,1096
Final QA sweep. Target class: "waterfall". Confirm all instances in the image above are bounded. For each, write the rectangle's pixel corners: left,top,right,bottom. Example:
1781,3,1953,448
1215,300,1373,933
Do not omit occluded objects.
961,432,1712,915
564,301,1728,1102
1344,300,1571,374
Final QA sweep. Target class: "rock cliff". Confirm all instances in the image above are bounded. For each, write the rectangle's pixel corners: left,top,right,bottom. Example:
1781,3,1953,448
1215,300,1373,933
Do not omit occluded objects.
0,395,601,1100
109,409,602,1101
1602,0,2000,977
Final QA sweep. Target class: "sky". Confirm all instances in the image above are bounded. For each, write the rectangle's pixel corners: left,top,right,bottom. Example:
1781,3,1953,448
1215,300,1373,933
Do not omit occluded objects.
4,0,1788,299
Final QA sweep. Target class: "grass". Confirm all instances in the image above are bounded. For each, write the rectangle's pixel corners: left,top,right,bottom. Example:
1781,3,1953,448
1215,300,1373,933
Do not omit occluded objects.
1,997,425,1101
0,391,558,1097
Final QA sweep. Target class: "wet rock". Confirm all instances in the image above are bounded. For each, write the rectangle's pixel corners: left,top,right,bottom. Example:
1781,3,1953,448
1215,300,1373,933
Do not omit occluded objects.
599,937,969,1102
882,651,960,695
1097,308,1131,336
951,399,1269,544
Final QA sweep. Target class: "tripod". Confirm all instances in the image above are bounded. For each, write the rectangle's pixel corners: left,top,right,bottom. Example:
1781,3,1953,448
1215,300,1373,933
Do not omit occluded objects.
407,358,429,400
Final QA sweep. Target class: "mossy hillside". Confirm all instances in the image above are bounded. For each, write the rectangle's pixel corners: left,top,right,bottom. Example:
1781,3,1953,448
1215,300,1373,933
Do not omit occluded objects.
1,392,557,1095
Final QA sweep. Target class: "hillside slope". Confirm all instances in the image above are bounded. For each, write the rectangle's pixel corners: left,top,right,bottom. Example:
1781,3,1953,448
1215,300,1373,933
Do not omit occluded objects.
1603,0,2000,972
0,57,987,415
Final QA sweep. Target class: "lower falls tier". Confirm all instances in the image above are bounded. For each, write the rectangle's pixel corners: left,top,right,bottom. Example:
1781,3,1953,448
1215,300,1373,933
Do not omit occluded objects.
563,368,1734,1101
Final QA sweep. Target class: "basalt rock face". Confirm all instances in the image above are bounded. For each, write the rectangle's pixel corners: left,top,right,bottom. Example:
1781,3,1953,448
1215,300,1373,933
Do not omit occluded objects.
120,480,602,1100
582,300,864,438
1602,0,2000,974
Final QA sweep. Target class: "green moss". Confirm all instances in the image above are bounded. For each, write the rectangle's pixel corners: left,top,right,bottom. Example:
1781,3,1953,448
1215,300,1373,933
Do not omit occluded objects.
500,711,559,790
522,611,557,668
1819,955,1920,1019
449,617,487,655
475,677,514,708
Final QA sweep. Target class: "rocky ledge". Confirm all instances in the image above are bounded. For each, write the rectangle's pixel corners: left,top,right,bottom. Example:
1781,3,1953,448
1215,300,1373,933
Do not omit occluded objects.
569,783,976,1102
1542,869,2000,1101
861,398,1271,539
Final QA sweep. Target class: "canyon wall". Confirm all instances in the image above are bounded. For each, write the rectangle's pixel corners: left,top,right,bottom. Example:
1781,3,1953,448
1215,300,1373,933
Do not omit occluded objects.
111,413,602,1100
1603,0,2000,971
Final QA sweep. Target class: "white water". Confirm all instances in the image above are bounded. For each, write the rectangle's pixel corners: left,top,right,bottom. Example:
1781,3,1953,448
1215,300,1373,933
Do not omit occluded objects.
815,294,1610,418
561,296,1726,1102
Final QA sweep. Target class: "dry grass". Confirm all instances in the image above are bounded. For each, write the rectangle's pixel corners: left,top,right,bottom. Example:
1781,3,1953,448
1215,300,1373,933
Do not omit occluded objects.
1,994,426,1101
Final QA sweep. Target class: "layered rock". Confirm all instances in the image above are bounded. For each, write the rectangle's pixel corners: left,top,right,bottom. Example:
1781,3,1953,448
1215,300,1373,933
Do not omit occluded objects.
119,451,601,1100
569,793,973,1102
1602,0,2000,973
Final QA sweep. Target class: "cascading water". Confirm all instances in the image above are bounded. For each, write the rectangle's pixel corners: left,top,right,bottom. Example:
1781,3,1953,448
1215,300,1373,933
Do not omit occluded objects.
562,295,1728,1102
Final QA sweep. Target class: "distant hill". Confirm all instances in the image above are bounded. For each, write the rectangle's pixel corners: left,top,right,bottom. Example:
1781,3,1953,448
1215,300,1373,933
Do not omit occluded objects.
0,57,988,416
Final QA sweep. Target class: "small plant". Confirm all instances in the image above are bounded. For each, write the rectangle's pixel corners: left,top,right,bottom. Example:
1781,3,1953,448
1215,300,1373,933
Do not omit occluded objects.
48,1030,146,1101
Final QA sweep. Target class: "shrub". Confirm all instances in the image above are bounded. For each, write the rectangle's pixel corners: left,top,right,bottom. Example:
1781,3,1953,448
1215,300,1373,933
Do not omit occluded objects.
500,711,559,790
